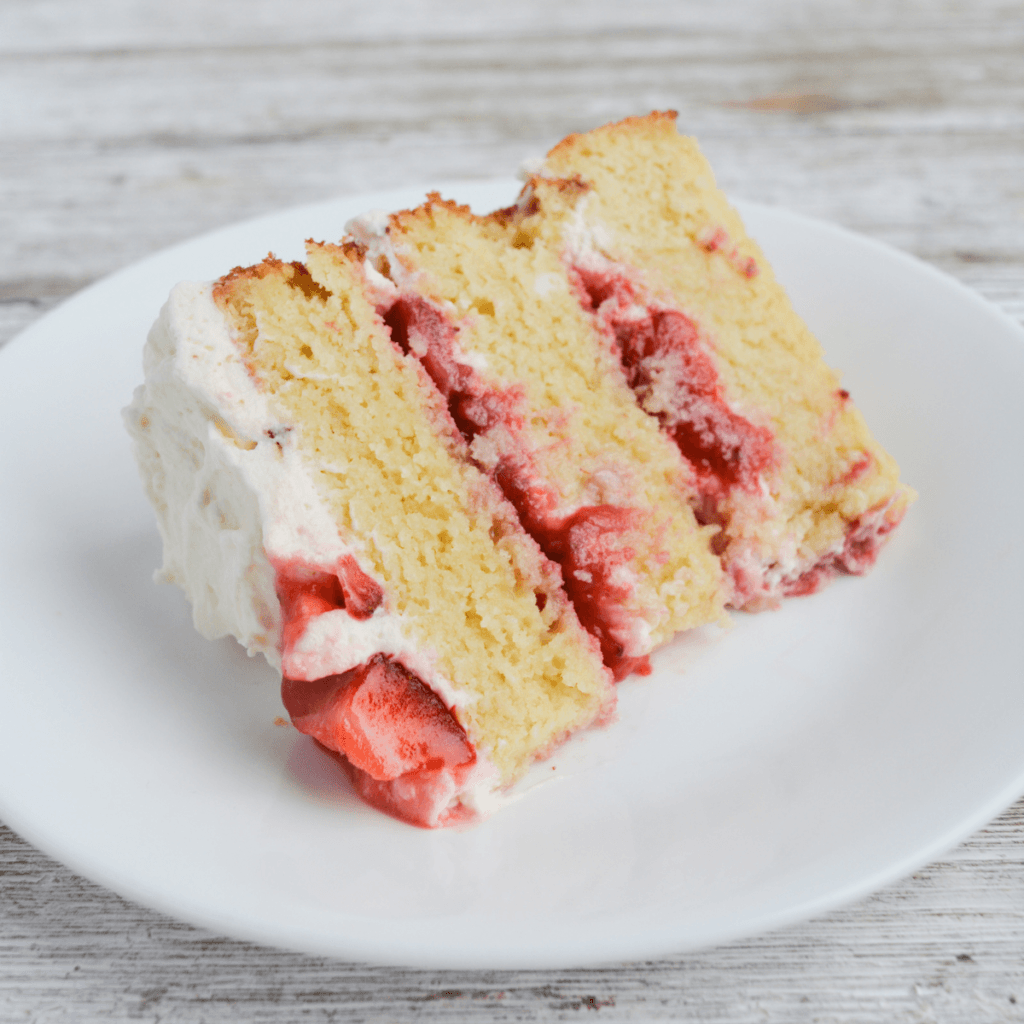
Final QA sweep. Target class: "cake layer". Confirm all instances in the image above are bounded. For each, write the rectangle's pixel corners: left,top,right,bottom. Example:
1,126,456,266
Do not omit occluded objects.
126,251,614,827
347,198,728,680
519,112,915,607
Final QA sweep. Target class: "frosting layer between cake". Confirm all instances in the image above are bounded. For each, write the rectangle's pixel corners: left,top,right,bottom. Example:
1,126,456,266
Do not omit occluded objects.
126,264,614,827
348,198,729,680
521,113,915,607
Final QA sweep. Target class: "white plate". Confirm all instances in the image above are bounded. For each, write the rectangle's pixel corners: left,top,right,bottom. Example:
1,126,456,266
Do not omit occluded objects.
2,182,1023,970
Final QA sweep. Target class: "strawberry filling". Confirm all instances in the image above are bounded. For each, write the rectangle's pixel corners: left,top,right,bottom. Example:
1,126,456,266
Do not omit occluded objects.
272,554,384,652
383,294,651,680
282,656,478,829
781,500,907,596
569,264,777,499
282,655,475,782
274,555,478,827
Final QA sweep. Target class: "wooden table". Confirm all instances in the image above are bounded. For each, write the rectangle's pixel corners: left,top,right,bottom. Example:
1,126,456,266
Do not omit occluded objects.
2,1,1022,1019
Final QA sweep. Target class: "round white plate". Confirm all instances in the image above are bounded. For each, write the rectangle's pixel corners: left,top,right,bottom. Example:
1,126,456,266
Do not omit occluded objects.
1,182,1022,970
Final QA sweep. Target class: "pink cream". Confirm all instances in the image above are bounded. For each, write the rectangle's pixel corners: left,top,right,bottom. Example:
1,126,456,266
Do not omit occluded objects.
568,263,777,502
383,294,652,680
274,555,479,828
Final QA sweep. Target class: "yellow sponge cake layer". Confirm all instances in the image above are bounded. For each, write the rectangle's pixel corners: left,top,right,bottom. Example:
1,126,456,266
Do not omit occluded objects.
363,197,727,678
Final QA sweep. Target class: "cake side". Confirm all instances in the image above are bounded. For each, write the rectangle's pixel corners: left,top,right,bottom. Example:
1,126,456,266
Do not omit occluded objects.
210,253,615,819
126,257,614,828
346,196,728,680
531,112,915,606
124,279,489,825
124,282,299,668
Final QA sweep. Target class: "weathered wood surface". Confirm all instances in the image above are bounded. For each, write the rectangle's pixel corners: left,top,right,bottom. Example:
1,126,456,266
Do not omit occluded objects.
2,0,1022,1019
1,805,1022,1022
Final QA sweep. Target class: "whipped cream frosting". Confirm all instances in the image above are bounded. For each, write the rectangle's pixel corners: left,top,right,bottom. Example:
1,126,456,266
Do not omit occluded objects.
124,282,503,818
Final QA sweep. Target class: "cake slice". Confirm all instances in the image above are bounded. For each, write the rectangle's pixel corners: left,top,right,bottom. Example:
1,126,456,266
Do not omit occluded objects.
125,111,915,830
125,248,614,828
512,112,915,607
345,199,729,680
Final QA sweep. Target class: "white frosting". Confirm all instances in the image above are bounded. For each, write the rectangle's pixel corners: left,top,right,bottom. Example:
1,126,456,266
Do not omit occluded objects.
517,155,547,181
285,608,471,712
124,282,500,817
125,283,381,660
557,189,616,263
346,208,390,239
346,211,403,282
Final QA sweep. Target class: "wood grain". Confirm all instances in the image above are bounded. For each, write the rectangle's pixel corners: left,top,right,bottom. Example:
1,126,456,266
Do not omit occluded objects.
1,0,1022,1019
1,804,1022,1022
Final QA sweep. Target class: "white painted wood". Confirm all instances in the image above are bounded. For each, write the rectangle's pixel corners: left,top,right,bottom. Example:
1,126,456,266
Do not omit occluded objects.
1,0,1022,1018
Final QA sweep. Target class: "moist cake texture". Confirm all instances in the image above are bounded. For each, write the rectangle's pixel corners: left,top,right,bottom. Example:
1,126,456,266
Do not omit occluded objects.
518,112,914,607
125,111,914,828
125,248,613,827
352,197,728,679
